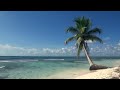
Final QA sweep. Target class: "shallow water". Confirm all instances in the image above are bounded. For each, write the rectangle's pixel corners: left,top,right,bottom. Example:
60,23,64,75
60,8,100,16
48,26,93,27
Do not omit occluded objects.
0,56,120,79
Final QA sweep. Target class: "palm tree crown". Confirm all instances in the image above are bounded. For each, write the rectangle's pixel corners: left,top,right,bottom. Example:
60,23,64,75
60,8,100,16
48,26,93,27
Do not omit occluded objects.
65,16,103,59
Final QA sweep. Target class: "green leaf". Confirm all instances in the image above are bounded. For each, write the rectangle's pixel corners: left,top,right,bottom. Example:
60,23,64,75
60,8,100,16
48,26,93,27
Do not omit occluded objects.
65,16,103,59
85,35,103,43
65,36,76,45
77,42,83,58
66,27,79,34
87,28,102,35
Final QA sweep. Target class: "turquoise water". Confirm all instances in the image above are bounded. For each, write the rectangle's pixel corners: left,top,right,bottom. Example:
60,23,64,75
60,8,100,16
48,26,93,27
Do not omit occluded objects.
0,56,120,79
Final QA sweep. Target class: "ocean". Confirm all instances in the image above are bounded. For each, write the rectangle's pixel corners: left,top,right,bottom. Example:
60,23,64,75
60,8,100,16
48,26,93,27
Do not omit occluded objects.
0,56,120,79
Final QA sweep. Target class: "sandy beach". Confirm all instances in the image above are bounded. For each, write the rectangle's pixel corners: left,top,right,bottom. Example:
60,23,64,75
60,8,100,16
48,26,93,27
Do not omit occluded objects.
42,65,120,79
43,66,120,79
75,66,120,79
44,69,90,79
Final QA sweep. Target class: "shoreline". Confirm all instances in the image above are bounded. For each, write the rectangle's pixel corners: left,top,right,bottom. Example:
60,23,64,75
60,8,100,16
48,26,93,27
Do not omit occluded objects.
74,66,120,79
44,69,90,79
42,66,120,79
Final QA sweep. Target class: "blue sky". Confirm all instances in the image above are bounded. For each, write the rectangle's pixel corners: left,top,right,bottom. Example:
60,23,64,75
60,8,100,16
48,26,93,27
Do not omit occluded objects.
0,11,120,56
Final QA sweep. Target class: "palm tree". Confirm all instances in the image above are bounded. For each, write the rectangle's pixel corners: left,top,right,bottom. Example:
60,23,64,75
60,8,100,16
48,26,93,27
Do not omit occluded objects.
65,16,109,70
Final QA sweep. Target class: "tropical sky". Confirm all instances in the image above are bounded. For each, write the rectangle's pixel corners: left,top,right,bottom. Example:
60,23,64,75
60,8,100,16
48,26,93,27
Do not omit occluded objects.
0,11,120,56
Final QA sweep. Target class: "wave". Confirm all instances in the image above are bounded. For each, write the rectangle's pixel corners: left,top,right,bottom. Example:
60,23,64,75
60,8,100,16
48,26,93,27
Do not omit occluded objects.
16,60,38,62
0,66,5,69
0,58,65,63
0,59,38,63
43,59,64,61
0,61,14,63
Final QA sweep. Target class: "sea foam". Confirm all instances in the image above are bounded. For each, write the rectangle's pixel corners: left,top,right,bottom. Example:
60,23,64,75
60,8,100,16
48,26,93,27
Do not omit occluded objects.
44,59,64,61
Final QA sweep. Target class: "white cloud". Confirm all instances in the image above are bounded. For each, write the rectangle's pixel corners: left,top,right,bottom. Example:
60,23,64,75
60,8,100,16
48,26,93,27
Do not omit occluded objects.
85,40,93,43
0,44,77,56
89,42,120,56
0,44,41,56
0,41,120,56
117,42,120,46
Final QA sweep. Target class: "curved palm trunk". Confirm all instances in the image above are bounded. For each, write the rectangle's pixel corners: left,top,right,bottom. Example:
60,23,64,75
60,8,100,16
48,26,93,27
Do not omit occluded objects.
83,42,94,66
83,42,110,70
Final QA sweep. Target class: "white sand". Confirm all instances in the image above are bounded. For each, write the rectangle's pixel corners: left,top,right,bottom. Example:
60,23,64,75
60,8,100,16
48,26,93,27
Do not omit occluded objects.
44,67,120,79
75,67,120,79
44,69,90,79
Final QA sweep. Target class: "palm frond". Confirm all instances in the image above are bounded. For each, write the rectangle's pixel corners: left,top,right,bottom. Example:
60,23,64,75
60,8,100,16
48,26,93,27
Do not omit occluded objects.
85,35,103,43
65,16,103,59
87,28,102,35
76,38,83,58
74,17,83,30
66,27,79,34
84,19,92,33
74,17,92,34
65,36,76,45
77,43,83,58
78,37,83,43
75,37,82,47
